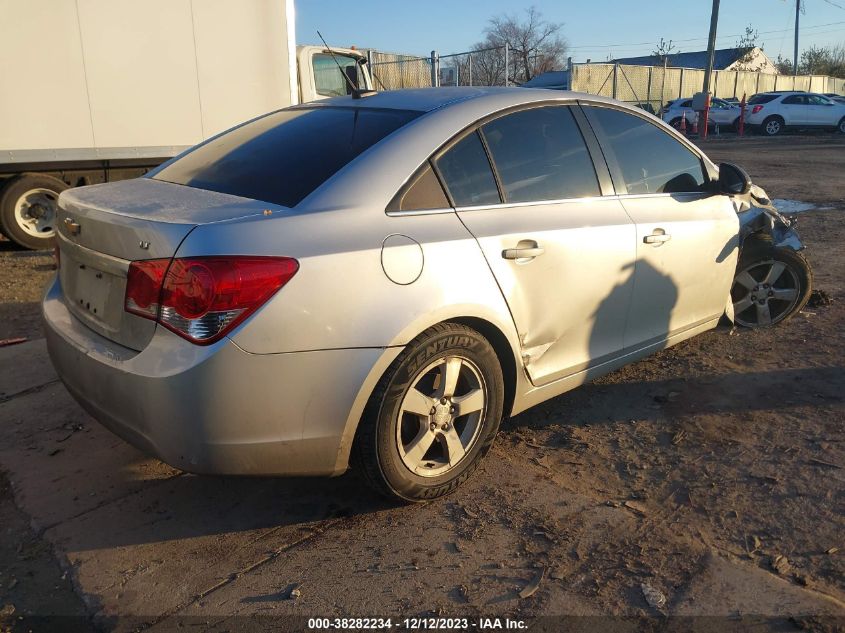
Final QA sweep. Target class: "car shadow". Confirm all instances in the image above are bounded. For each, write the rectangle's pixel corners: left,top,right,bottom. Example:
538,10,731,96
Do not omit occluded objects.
53,467,393,552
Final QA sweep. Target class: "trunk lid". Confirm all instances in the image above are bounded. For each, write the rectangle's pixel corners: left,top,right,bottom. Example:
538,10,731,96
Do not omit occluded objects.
56,178,270,351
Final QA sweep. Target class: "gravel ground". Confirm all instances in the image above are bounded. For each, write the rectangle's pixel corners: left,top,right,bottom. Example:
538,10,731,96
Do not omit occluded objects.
0,133,843,631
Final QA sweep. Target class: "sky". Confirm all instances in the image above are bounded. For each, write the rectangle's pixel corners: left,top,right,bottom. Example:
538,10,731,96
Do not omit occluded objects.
295,0,845,64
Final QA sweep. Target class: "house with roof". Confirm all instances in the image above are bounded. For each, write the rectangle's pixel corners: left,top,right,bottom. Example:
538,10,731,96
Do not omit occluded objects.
612,47,778,73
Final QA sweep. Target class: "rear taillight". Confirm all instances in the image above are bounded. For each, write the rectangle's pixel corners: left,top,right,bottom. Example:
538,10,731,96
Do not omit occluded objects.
751,105,764,114
125,256,298,345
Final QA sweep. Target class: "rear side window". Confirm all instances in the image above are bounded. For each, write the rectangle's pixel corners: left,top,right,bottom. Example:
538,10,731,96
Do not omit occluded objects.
387,163,449,211
435,132,500,207
585,106,706,195
782,95,805,105
152,107,421,208
481,106,600,202
749,94,777,105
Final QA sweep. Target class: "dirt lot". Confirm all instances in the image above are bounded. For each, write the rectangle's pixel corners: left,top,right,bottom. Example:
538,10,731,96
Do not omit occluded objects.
0,134,843,632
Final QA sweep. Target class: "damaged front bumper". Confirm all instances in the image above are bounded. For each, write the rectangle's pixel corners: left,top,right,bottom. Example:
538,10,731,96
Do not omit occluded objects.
736,184,805,251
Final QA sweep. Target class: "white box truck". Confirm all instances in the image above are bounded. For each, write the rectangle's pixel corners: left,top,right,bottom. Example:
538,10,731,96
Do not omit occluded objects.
0,0,372,249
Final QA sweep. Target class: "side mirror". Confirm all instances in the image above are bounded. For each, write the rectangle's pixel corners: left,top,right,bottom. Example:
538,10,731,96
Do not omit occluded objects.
718,162,751,195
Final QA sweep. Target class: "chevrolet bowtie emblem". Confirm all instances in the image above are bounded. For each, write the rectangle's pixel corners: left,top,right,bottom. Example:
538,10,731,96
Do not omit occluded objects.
64,218,81,236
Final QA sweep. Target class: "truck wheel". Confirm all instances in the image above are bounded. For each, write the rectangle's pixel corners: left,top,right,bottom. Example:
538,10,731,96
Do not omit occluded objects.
0,174,68,250
762,116,784,136
731,245,812,328
354,323,504,502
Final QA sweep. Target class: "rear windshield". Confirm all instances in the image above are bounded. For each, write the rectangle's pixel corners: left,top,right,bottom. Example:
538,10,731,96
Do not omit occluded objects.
152,106,422,208
748,94,778,105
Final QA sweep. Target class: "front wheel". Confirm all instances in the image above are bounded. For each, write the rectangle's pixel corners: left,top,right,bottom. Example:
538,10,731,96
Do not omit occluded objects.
731,245,812,327
354,323,504,502
837,117,845,134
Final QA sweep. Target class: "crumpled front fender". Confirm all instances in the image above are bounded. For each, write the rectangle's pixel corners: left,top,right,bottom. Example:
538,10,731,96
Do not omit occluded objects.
735,184,805,252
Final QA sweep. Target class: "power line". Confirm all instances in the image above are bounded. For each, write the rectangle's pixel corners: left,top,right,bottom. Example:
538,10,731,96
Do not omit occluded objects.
821,0,845,10
567,19,845,50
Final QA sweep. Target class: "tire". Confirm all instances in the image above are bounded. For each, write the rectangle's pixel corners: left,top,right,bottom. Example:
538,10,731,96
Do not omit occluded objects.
353,322,504,502
732,117,741,131
761,116,784,137
731,242,812,328
669,117,684,131
837,117,845,134
0,173,68,250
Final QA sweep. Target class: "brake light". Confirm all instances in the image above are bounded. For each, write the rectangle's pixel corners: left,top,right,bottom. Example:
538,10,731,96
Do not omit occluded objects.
125,256,298,344
751,105,764,114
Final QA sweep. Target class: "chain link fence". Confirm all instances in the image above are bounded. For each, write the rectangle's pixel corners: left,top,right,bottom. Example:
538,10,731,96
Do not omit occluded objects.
367,50,845,110
367,46,511,90
368,51,432,90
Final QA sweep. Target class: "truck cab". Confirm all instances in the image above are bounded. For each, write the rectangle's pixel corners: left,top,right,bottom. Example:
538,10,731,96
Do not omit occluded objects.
297,46,373,101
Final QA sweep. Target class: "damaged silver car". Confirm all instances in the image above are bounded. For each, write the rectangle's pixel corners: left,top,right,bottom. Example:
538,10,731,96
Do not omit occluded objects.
44,88,812,502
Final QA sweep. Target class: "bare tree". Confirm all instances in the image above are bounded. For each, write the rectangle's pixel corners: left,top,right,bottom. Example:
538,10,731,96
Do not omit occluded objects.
651,37,676,65
733,25,761,71
469,6,567,85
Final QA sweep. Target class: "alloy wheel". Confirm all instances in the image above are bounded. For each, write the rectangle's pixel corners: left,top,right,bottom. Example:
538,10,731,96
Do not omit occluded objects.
396,355,487,477
732,260,800,327
765,119,782,135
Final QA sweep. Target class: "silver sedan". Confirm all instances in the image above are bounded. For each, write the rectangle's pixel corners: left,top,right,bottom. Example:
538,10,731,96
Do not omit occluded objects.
43,87,810,501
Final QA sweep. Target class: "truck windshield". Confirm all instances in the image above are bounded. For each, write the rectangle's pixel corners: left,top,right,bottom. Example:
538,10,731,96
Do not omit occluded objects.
151,106,421,208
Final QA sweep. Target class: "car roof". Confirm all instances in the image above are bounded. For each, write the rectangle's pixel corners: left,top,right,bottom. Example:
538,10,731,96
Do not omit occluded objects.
305,86,617,113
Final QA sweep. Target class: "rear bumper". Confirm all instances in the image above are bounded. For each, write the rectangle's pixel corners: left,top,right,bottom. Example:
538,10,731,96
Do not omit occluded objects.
42,275,399,476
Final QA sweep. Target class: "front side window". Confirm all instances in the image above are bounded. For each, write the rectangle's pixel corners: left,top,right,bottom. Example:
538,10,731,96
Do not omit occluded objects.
435,132,500,207
313,53,361,97
585,106,706,195
153,106,421,208
481,106,600,203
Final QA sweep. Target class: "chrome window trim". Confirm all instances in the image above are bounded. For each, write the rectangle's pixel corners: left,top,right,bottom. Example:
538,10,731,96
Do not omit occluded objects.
386,207,456,217
455,191,708,213
387,191,708,217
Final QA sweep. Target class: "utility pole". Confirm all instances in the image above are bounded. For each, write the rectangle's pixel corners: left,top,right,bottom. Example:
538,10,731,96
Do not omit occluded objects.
702,0,720,94
793,0,800,76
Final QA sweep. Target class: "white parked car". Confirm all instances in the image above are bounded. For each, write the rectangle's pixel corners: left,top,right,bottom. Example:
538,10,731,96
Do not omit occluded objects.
662,97,742,130
745,91,845,136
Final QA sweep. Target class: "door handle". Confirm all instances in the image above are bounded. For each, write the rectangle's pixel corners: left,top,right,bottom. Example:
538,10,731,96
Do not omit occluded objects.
502,242,545,260
644,230,671,245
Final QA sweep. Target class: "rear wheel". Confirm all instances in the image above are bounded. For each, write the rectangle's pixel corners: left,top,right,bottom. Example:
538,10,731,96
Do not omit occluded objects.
669,117,684,131
0,173,68,250
731,244,812,327
761,116,784,136
354,323,504,502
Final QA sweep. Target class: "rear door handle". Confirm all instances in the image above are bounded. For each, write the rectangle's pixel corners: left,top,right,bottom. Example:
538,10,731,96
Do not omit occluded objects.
502,241,545,260
644,231,671,245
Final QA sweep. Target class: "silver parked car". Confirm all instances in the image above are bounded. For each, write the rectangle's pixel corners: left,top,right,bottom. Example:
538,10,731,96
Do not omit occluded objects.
44,88,812,501
662,97,742,130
